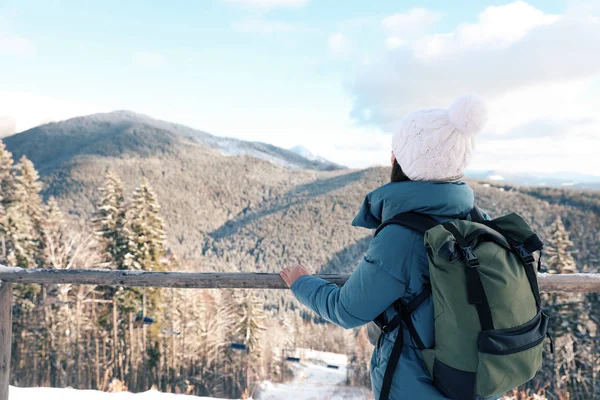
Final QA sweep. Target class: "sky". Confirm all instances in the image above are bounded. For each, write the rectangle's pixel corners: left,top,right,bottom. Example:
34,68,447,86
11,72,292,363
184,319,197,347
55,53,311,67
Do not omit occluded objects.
0,0,599,176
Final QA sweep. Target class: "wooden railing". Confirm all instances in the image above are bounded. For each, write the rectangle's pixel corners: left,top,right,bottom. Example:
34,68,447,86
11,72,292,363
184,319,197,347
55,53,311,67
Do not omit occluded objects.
1,267,600,400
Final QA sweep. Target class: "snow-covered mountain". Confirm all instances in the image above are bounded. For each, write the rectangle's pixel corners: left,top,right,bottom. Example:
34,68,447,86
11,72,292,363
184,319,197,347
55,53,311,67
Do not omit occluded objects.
466,170,600,190
5,111,345,172
289,145,332,164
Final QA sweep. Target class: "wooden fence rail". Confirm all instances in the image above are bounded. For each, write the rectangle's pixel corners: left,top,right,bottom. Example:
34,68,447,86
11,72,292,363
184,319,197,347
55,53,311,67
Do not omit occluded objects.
1,268,600,291
1,267,600,399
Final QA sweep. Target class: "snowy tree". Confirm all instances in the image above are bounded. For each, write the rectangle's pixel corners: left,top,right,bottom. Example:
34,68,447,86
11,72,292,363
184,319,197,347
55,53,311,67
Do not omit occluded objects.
0,144,22,265
234,290,266,392
14,155,43,231
40,198,84,270
235,290,266,354
123,178,168,272
113,178,169,314
92,170,128,269
116,178,170,387
4,155,44,268
0,141,15,205
545,216,577,274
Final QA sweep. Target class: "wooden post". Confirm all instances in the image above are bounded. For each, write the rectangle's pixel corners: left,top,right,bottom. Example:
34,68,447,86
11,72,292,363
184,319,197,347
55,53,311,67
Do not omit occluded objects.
0,282,12,400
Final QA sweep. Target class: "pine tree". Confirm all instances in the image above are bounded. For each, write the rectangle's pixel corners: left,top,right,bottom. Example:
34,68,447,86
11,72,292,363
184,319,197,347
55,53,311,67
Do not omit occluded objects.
0,141,13,264
4,155,43,268
235,290,266,354
234,290,266,392
40,198,70,269
14,156,43,232
545,216,577,274
117,178,169,386
123,178,168,272
92,171,127,269
116,178,168,318
0,141,15,207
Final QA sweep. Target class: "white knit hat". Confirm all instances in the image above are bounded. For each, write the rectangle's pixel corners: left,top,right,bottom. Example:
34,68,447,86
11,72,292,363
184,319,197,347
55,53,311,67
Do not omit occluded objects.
392,94,488,181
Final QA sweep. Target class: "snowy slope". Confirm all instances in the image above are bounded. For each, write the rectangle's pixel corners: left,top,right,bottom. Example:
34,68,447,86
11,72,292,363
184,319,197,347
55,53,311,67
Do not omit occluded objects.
289,146,330,164
10,349,371,400
255,349,371,400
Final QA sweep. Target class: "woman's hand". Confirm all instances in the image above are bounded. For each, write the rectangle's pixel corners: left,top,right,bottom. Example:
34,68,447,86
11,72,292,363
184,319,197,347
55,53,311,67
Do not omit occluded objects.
280,264,311,287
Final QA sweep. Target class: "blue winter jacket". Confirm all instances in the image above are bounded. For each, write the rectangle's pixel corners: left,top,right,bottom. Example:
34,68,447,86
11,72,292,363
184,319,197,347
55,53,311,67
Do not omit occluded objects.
290,181,478,399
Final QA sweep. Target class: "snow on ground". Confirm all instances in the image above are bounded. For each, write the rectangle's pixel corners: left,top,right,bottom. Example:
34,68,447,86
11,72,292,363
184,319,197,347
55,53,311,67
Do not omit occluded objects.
10,349,371,400
254,349,371,400
7,347,543,400
9,386,233,400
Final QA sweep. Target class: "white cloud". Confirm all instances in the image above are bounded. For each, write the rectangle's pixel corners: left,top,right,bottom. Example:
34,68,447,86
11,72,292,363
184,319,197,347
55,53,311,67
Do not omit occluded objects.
233,18,309,34
220,0,308,9
0,92,105,132
328,33,351,57
385,37,407,49
0,117,16,138
0,32,36,57
132,52,166,68
351,2,600,130
411,1,558,59
470,135,600,175
348,1,600,175
382,8,444,38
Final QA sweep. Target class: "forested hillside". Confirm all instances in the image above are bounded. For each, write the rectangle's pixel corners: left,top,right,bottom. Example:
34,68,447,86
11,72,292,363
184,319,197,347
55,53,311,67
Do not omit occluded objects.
1,113,599,399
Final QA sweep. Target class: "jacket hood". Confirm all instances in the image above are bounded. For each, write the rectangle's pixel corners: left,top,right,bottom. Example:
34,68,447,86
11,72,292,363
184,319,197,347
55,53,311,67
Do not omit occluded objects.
352,181,474,229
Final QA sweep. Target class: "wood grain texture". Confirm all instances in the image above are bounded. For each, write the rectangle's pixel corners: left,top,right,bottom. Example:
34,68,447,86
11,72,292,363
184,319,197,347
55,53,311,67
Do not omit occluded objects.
0,268,599,293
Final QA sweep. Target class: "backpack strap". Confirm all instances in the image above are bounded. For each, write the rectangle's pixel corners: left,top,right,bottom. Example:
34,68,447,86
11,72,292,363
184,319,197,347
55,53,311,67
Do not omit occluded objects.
374,212,439,237
379,323,403,400
378,286,430,400
398,285,431,350
372,212,438,335
469,206,486,222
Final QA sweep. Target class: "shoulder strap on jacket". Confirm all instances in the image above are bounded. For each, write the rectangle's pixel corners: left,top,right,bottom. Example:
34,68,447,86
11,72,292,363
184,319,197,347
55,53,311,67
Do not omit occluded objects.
469,206,486,222
374,212,440,237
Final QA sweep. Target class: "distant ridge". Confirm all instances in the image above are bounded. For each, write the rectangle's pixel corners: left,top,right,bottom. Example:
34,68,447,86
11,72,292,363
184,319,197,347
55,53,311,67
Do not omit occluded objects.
466,170,600,191
289,145,331,164
3,110,344,173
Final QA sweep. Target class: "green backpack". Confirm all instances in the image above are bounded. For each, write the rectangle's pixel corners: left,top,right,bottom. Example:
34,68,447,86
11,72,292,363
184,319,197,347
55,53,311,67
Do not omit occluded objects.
373,208,551,400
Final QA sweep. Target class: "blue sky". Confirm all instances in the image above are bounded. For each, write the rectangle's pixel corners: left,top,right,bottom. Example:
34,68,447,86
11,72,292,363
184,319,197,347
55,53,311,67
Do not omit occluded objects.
1,0,599,176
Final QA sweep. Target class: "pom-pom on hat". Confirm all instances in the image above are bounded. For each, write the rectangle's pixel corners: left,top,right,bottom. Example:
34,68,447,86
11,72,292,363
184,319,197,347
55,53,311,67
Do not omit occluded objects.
392,94,488,181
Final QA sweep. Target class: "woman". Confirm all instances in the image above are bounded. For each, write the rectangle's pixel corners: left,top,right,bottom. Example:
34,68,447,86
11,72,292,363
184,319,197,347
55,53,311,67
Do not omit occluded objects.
280,94,490,399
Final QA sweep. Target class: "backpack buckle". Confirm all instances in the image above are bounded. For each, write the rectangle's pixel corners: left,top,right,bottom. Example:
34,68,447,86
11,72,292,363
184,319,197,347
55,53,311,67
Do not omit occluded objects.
460,246,479,267
515,244,535,264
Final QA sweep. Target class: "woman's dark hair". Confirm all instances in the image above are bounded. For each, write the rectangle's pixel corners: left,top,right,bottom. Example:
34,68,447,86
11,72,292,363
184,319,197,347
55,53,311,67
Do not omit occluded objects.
391,159,410,182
